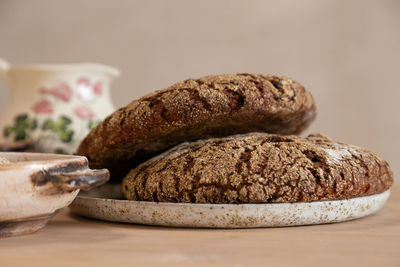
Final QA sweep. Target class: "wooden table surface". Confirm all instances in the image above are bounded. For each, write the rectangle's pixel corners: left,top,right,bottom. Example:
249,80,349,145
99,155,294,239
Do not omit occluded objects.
0,185,399,267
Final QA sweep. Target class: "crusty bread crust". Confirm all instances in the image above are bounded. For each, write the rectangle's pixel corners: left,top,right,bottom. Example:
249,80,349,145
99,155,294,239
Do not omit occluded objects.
122,133,393,203
78,74,316,180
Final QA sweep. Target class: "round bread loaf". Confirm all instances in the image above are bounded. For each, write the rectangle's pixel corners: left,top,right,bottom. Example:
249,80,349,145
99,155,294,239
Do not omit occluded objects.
78,73,316,180
122,133,393,203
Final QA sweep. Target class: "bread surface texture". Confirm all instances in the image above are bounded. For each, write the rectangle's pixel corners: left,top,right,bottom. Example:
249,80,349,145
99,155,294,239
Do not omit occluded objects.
78,73,316,180
122,133,393,203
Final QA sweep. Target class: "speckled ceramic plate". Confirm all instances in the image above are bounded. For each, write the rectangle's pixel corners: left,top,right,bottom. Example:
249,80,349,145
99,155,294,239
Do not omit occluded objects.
69,185,390,228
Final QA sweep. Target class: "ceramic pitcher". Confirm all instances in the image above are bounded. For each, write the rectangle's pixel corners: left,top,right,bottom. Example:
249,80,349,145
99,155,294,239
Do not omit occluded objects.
0,58,120,154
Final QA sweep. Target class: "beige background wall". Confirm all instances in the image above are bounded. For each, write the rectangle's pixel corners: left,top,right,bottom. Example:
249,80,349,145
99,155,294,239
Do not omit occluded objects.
0,0,399,179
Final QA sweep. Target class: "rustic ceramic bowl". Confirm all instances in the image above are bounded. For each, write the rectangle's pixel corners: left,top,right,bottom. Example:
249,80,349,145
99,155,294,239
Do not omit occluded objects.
0,152,109,237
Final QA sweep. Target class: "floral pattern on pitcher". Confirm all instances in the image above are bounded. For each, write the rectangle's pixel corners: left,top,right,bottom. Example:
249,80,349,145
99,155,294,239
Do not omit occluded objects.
32,100,54,114
39,82,73,102
3,114,37,141
76,77,103,100
2,77,106,154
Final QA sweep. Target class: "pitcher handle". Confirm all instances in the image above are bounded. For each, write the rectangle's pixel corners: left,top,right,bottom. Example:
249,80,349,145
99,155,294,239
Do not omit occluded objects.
0,58,10,80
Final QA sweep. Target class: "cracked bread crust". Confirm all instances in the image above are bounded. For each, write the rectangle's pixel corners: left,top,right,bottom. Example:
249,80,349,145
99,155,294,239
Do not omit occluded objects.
77,73,316,180
121,133,393,204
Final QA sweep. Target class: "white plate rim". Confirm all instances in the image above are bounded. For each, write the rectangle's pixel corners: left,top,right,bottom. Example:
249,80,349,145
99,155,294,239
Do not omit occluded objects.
70,190,391,228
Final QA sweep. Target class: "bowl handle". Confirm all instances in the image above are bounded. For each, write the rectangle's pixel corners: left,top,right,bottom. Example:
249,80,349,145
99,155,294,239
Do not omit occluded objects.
44,168,110,191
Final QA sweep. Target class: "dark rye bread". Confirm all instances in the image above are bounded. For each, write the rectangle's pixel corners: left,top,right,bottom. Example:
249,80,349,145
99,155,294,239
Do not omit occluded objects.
122,133,393,204
77,73,316,180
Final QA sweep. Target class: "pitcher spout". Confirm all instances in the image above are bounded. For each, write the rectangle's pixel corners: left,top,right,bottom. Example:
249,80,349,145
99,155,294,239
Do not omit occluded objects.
96,63,121,78
0,58,10,82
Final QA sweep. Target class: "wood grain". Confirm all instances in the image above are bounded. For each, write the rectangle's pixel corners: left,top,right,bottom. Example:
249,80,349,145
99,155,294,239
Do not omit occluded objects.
0,185,399,266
